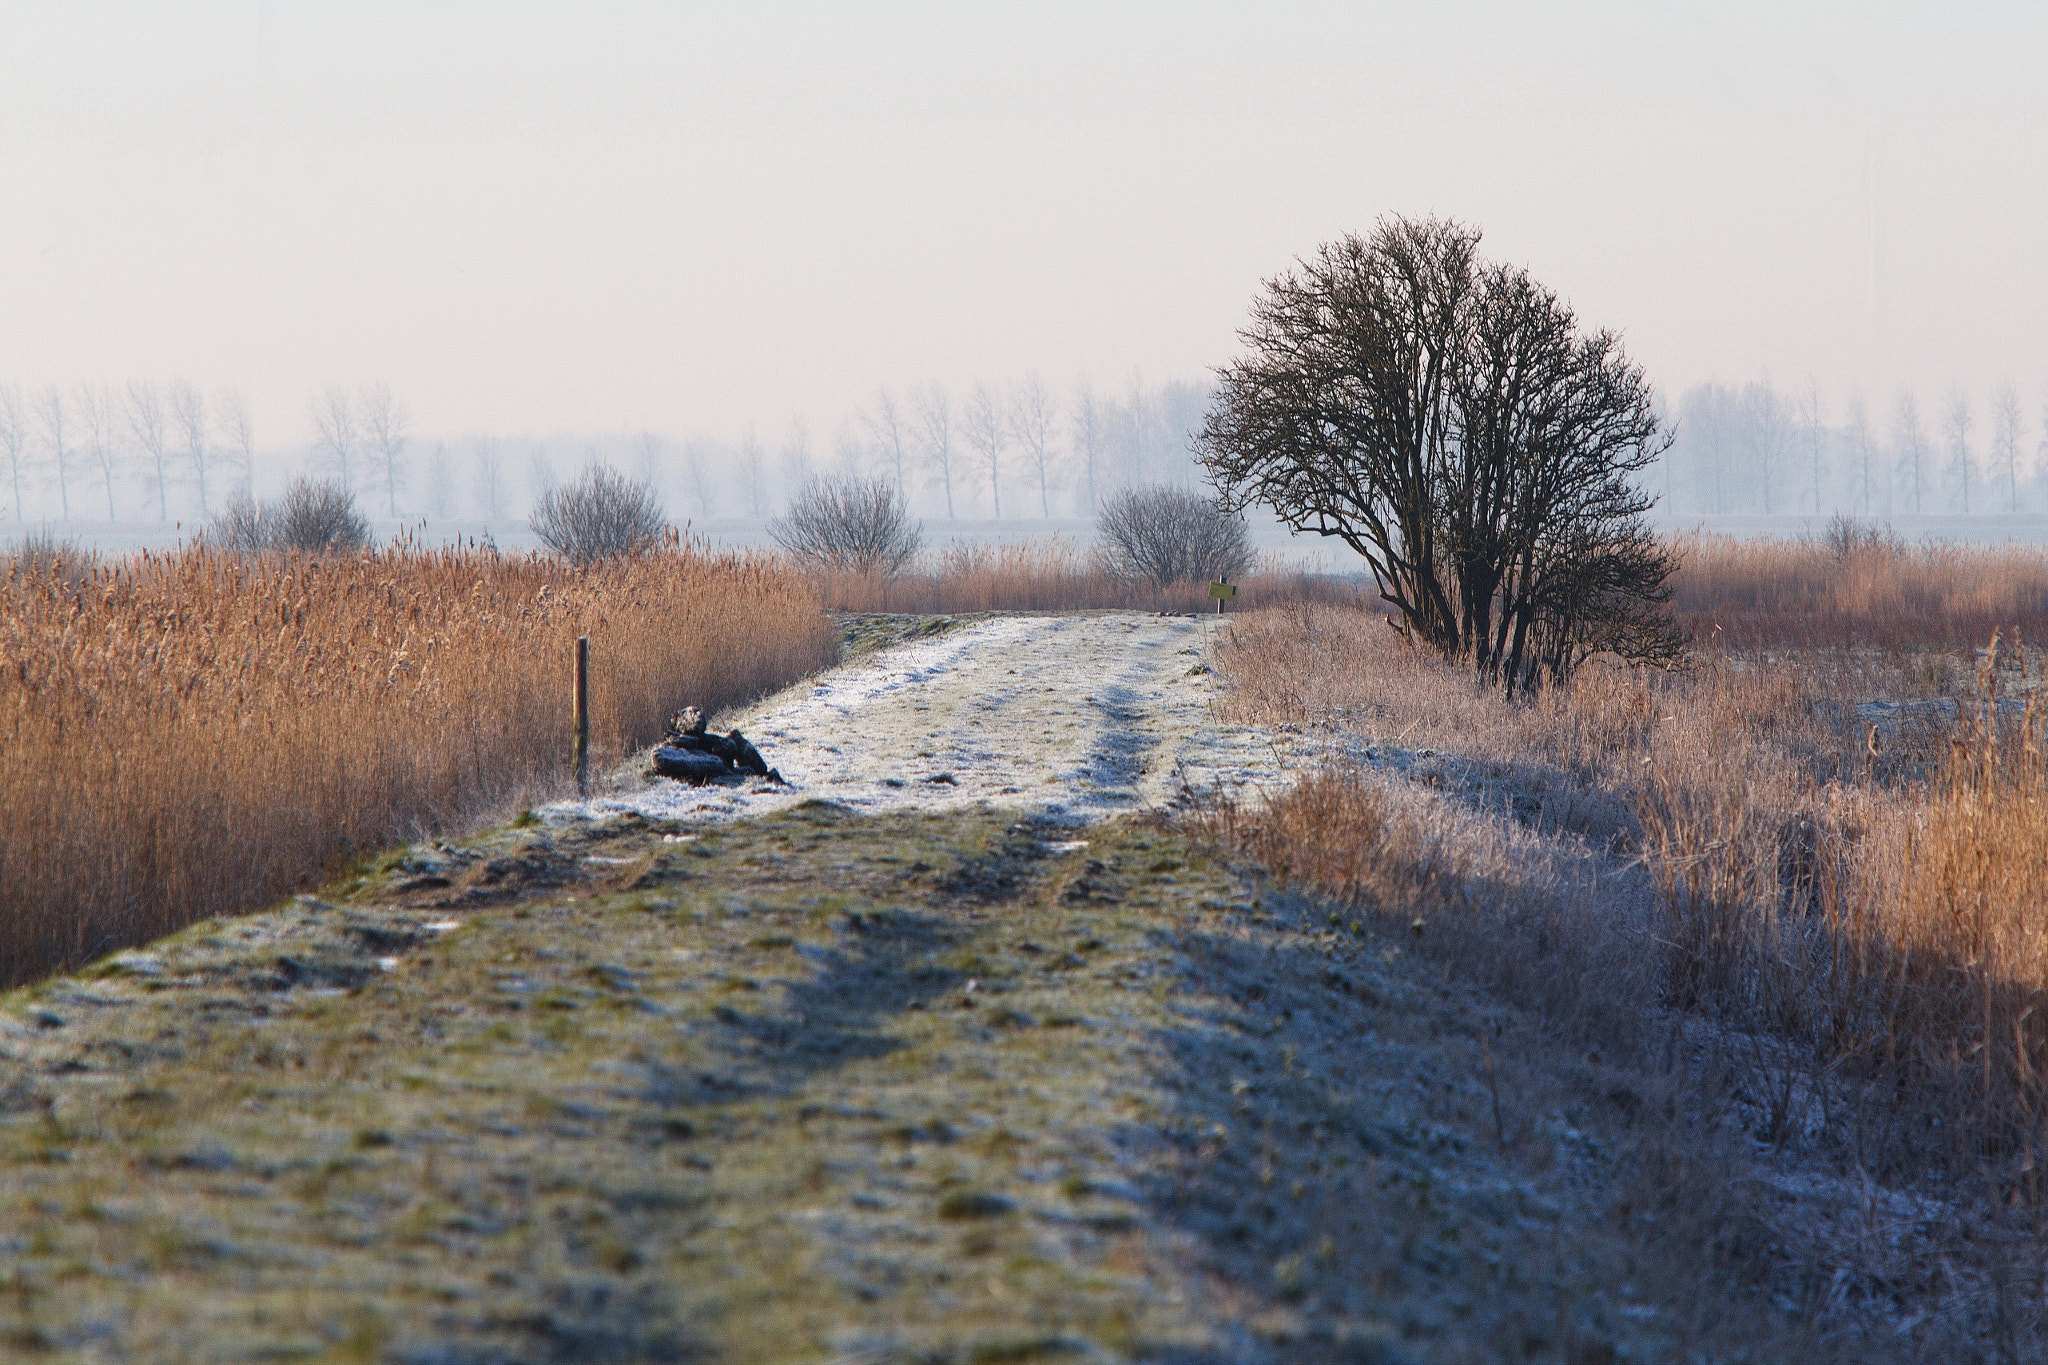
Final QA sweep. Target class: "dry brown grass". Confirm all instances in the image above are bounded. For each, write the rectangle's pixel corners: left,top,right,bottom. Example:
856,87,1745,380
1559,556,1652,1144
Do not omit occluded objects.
1197,600,2048,1353
0,542,833,986
1672,529,2048,648
802,539,1364,614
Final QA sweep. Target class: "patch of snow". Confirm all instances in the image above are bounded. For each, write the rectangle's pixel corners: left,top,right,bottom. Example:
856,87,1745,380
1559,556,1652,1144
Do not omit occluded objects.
561,614,1302,828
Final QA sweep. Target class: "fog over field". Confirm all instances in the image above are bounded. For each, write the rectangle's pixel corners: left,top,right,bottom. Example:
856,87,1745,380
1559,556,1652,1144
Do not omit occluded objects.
3,5,2046,557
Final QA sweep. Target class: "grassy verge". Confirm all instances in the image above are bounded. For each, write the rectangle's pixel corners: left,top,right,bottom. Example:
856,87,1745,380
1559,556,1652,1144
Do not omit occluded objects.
0,799,1822,1363
1200,602,2048,1357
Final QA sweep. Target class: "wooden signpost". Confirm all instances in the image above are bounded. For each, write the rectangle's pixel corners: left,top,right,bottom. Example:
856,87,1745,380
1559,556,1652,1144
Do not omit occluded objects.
1208,579,1237,614
573,636,590,796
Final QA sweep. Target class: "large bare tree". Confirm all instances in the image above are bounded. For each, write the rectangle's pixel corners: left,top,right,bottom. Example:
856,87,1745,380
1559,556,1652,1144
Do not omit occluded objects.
1010,372,1059,517
1202,219,1478,656
1201,217,1674,695
168,380,212,516
963,381,1007,518
34,385,72,520
125,381,173,520
359,381,408,516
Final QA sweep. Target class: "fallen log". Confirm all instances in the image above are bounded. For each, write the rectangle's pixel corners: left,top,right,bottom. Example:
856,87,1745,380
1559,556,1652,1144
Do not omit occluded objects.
651,746,729,784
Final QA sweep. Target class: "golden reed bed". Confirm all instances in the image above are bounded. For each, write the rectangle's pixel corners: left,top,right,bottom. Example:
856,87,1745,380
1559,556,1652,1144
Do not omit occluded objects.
0,543,834,986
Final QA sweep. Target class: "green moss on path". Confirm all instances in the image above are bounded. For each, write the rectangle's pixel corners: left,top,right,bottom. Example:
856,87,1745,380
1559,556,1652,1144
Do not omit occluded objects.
0,802,1702,1364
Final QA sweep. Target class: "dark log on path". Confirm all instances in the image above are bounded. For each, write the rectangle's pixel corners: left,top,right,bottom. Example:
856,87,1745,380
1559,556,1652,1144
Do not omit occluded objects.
652,746,729,784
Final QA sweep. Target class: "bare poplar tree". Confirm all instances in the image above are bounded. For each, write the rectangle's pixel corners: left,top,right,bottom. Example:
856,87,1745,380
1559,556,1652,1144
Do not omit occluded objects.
1743,381,1787,514
0,384,28,520
1844,393,1874,517
526,449,558,509
832,427,866,477
1797,379,1826,514
913,385,956,519
34,385,72,520
1945,388,1974,515
1011,371,1059,517
168,380,212,516
1120,372,1154,488
358,381,408,517
634,431,664,499
1894,392,1928,516
861,388,911,496
964,381,1007,518
1992,383,2023,513
426,441,453,518
126,381,173,520
216,389,256,497
473,439,505,518
310,387,359,492
2039,388,2048,508
682,439,716,516
76,382,120,520
738,431,769,516
779,417,814,493
1070,378,1106,514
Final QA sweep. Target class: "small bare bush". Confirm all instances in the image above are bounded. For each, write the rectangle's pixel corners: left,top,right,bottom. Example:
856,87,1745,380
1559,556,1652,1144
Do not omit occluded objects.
7,530,95,590
1096,485,1253,587
268,476,371,553
768,474,922,574
530,462,665,564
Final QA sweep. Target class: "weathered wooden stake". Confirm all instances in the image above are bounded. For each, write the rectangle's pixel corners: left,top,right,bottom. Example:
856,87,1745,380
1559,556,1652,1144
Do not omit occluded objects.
572,636,590,796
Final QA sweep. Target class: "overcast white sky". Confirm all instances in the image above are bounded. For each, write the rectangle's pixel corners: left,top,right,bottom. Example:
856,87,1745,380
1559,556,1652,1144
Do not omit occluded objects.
2,2,2043,442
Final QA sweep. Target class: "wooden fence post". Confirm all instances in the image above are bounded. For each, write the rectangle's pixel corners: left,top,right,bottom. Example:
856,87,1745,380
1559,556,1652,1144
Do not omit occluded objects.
573,636,590,796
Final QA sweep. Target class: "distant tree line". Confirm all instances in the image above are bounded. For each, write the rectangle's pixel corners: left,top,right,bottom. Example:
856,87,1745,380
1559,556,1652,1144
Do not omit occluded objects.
1659,379,2046,518
0,380,257,524
0,374,1214,526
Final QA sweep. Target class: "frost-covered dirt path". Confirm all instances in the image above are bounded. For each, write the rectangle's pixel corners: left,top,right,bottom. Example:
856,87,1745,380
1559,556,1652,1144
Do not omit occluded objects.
0,611,1770,1363
579,613,1309,825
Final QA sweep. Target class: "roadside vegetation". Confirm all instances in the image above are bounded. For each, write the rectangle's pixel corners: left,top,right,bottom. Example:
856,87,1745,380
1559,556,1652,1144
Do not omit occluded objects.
799,538,1360,615
1193,577,2048,1357
1672,520,2048,648
0,541,833,986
